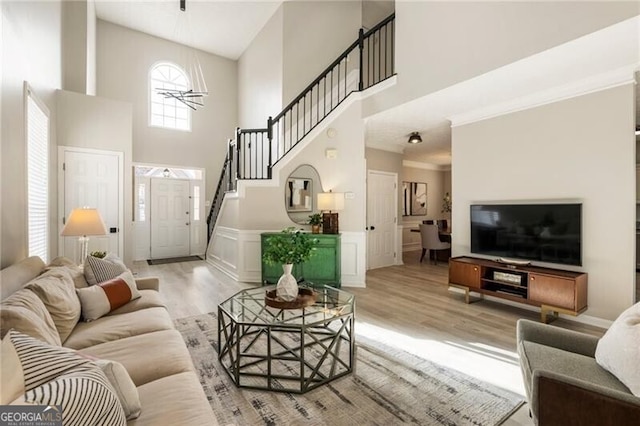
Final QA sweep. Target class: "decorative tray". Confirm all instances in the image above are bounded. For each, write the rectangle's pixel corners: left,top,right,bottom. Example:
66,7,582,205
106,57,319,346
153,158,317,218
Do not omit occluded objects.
265,288,317,310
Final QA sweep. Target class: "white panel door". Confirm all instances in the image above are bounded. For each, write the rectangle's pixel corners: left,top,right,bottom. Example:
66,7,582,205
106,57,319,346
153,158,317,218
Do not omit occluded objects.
61,149,121,261
367,170,397,269
151,178,190,259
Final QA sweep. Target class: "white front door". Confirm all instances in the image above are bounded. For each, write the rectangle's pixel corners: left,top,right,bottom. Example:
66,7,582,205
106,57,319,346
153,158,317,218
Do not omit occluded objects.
150,178,190,259
60,148,122,261
367,170,397,269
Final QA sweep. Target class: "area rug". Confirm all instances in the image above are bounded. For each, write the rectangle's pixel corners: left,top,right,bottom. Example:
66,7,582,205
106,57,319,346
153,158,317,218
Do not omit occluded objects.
146,255,203,265
175,312,525,426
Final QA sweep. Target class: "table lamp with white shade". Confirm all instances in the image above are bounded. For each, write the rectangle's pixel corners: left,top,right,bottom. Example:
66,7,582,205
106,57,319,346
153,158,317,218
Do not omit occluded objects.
317,190,344,234
60,207,107,266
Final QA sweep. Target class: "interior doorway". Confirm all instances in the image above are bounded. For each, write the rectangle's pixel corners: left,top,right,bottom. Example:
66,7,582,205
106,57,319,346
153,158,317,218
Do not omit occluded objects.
133,164,206,260
58,147,124,262
367,170,398,269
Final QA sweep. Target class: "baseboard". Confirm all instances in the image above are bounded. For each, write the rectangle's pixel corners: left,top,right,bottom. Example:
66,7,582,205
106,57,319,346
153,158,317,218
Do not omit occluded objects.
448,287,612,329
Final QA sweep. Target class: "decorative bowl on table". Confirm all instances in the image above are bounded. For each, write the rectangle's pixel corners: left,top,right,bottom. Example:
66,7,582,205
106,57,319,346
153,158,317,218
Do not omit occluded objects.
265,287,317,309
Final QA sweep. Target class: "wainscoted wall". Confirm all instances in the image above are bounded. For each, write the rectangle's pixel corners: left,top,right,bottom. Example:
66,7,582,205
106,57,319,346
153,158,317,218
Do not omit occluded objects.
207,227,366,287
402,221,422,252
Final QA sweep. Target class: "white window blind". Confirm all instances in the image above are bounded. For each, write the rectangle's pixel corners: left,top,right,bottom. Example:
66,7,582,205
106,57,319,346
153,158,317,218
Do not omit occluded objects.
27,89,50,262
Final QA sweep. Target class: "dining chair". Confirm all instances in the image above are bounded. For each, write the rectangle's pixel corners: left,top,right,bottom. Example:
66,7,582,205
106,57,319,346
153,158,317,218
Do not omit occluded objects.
422,220,434,224
419,224,451,265
436,219,448,230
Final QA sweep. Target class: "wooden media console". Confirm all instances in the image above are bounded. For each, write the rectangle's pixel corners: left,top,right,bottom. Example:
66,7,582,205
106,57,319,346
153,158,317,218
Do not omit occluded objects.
448,256,587,323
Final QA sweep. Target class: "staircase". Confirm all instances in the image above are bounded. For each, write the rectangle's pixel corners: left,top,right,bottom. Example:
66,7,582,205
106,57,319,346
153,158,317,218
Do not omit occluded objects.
207,13,395,242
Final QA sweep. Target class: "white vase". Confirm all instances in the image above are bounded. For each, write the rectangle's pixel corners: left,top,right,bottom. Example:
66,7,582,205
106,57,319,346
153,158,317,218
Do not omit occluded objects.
276,264,298,301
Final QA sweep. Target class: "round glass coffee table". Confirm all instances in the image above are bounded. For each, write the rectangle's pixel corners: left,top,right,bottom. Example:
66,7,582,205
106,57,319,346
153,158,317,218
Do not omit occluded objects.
217,285,355,393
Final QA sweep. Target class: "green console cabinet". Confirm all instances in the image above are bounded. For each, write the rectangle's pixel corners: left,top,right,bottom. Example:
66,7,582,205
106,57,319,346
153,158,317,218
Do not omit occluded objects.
261,233,341,287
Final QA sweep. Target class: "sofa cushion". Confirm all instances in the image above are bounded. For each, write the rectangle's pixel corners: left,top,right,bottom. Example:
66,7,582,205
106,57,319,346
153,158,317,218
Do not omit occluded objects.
129,372,218,426
9,330,126,425
46,257,89,288
94,358,141,420
84,253,128,285
24,268,81,342
79,330,195,386
520,341,630,395
0,333,24,404
76,271,142,321
595,301,640,396
107,289,165,315
0,289,61,346
62,307,174,350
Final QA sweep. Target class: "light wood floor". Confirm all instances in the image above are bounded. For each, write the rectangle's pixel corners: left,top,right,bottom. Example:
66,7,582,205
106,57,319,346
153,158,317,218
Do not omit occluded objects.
132,251,605,426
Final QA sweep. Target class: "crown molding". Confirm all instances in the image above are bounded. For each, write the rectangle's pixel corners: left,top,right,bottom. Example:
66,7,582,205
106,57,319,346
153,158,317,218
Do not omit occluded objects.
450,64,638,128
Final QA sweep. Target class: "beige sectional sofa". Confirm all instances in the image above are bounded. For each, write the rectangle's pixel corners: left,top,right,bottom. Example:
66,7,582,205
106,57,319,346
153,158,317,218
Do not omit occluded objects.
0,256,218,425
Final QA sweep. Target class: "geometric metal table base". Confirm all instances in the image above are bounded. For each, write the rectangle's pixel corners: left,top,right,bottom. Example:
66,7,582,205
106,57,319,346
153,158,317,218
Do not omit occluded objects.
218,285,355,393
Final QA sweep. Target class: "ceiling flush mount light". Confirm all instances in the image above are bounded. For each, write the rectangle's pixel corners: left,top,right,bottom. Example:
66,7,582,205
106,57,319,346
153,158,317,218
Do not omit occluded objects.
407,132,422,144
156,0,208,111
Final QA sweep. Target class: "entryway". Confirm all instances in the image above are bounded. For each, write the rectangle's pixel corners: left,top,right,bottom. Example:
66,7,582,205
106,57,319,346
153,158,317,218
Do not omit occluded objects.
133,165,206,261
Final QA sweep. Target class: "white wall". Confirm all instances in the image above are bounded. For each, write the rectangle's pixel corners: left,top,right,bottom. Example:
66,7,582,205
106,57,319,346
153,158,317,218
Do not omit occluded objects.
96,20,238,204
365,1,639,115
1,0,62,268
238,6,283,129
282,1,361,104
56,90,134,266
62,0,88,94
452,84,636,321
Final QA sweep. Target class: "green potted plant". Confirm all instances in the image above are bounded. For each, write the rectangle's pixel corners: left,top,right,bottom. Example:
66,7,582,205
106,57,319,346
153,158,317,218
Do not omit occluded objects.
262,227,318,301
308,213,322,234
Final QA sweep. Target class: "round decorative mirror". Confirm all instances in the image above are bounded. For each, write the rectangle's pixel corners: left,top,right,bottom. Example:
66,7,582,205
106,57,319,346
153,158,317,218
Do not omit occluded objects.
285,164,322,225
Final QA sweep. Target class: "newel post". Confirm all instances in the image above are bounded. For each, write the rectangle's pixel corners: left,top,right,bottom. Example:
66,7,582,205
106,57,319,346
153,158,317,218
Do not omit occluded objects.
267,116,273,179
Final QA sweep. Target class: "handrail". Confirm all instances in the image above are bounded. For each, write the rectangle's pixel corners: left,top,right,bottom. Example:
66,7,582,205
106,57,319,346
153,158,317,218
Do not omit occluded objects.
272,39,360,123
207,13,395,243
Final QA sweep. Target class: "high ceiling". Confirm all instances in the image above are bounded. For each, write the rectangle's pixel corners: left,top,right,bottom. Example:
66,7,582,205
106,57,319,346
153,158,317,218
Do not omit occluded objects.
94,0,282,60
95,2,638,166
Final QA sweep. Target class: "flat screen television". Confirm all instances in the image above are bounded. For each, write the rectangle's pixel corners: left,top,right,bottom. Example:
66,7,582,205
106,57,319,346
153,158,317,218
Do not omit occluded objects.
470,203,582,266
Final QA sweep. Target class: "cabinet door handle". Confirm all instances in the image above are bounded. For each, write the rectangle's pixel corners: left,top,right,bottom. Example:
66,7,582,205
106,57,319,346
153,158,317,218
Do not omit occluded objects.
370,226,375,230
531,276,535,281
473,267,478,271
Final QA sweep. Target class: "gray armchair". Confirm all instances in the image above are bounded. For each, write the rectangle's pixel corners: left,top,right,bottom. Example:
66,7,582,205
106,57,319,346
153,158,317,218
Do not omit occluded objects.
516,319,640,425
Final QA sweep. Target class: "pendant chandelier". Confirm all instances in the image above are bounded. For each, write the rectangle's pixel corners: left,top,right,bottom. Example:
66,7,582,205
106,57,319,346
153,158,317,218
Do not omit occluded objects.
156,0,208,111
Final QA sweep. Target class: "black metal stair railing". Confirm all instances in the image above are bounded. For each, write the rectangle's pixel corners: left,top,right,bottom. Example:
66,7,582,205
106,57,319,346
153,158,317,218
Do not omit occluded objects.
206,141,238,243
206,13,395,242
268,13,395,170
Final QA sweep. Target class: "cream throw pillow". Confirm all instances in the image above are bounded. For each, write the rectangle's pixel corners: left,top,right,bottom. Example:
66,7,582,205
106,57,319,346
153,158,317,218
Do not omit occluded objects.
595,301,640,396
0,333,25,404
0,289,61,346
93,359,141,420
25,267,81,342
76,271,141,321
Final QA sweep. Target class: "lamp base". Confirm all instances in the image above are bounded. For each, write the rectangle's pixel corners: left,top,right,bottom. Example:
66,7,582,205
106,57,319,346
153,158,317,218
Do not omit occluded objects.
322,212,339,234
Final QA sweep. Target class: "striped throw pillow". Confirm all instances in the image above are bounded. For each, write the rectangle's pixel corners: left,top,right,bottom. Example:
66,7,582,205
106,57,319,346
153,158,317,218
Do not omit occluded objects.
9,330,126,426
84,254,127,285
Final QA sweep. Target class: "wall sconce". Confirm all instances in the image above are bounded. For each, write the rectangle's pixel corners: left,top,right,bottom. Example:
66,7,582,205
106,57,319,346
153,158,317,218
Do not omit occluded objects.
317,190,344,234
60,207,107,266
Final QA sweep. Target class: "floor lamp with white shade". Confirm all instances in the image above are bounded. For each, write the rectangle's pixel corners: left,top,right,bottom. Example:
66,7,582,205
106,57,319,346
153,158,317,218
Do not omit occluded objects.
60,207,107,266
